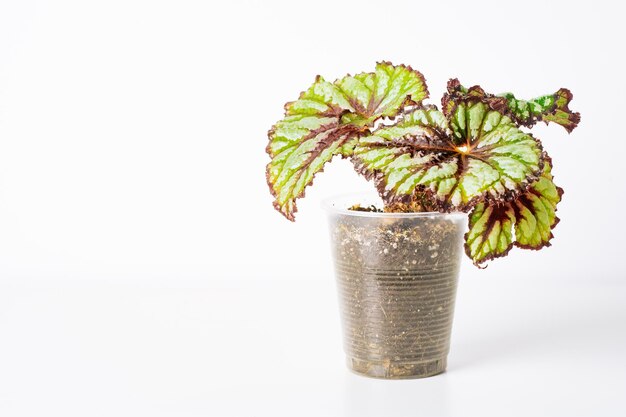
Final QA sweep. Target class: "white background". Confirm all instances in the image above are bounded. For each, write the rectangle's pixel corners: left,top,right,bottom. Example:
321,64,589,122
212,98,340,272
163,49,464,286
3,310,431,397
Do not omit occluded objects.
1,0,625,416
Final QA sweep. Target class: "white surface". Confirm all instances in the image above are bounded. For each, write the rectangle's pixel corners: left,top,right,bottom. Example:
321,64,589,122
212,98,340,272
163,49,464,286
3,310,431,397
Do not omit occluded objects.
1,0,625,416
1,275,625,417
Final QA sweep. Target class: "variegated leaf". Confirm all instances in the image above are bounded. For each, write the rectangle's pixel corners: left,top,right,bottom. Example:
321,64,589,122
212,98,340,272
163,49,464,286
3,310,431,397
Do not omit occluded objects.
500,88,580,132
464,159,563,265
336,61,428,124
465,202,516,264
513,160,563,248
445,78,580,132
354,101,544,211
267,62,428,220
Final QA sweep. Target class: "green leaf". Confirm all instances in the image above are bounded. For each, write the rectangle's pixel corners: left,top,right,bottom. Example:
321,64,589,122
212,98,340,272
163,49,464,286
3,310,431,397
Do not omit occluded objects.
337,61,429,123
513,160,563,249
266,62,428,220
500,88,580,132
464,159,563,265
266,105,358,219
353,99,544,210
464,201,516,264
445,78,580,132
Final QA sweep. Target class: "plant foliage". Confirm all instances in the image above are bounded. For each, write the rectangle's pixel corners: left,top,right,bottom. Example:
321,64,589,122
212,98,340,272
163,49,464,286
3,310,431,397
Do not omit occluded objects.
266,63,579,265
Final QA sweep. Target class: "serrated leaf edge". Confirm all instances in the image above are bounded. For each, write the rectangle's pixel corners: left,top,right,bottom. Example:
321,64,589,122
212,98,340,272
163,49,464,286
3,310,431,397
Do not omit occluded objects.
464,155,563,266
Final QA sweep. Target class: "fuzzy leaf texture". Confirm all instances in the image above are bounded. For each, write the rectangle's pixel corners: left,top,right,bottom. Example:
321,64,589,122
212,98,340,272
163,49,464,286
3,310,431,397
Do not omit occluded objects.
464,159,563,265
266,62,428,220
353,98,544,211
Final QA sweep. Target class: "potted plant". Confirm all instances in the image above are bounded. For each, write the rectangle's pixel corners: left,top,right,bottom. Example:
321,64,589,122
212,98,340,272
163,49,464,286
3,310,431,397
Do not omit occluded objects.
265,62,580,379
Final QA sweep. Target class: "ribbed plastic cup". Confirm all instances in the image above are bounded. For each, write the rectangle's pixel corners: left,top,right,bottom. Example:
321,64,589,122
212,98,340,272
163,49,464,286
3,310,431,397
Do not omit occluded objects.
323,194,465,379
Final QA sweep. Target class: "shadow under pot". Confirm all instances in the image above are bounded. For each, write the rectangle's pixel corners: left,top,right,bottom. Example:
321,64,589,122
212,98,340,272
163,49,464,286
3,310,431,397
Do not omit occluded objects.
324,195,465,379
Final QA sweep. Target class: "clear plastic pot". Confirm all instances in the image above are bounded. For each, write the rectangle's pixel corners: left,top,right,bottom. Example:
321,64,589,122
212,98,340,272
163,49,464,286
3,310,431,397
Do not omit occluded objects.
324,194,465,379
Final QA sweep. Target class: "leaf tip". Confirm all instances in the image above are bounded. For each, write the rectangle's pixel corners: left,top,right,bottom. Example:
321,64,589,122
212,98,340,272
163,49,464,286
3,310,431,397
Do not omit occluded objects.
273,200,297,222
